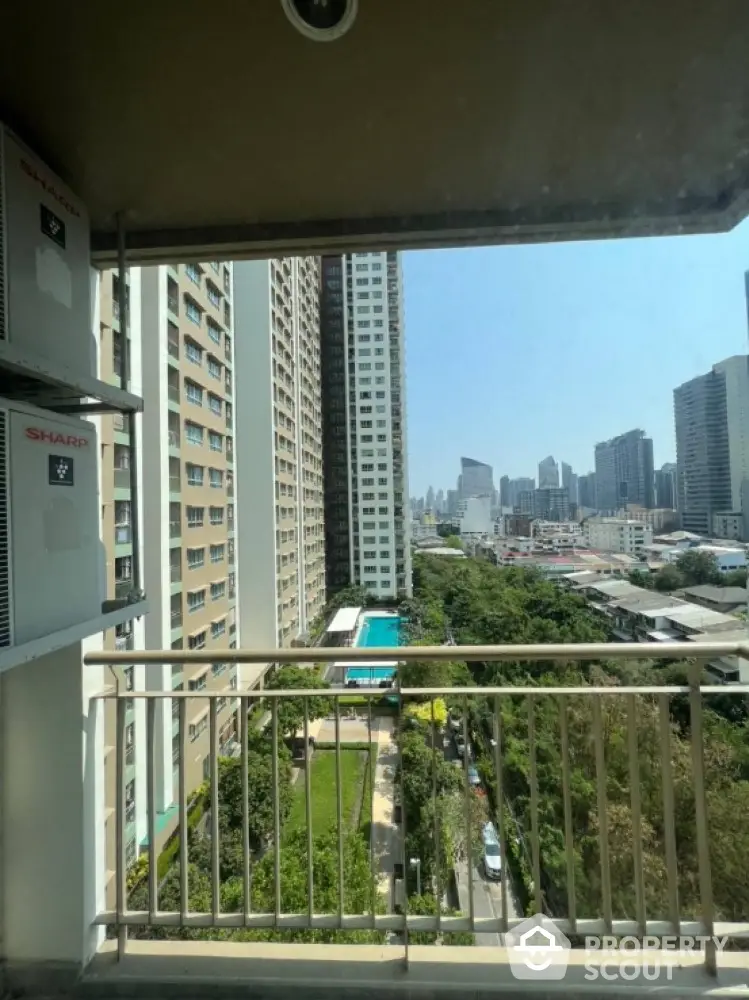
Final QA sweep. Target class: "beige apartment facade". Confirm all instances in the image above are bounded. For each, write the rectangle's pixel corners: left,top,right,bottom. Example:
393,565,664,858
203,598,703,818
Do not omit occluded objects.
233,257,325,655
98,261,240,887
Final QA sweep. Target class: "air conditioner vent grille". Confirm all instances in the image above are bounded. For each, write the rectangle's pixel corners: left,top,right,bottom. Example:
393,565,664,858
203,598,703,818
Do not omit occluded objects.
0,410,10,646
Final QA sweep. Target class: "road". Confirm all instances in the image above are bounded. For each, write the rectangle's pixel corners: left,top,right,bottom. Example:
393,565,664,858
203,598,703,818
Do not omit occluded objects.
455,853,522,946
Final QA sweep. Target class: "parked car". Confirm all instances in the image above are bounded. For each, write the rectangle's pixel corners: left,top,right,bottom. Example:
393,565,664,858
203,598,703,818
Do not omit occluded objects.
482,822,502,880
454,733,466,756
467,764,481,787
448,712,461,732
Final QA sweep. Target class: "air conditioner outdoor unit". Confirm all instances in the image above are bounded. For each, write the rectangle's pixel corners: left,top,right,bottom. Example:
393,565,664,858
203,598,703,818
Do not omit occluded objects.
0,123,95,378
0,398,102,648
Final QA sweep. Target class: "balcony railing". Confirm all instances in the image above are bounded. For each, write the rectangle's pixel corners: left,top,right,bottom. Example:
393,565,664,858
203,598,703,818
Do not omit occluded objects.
169,519,181,539
81,639,749,986
114,578,132,600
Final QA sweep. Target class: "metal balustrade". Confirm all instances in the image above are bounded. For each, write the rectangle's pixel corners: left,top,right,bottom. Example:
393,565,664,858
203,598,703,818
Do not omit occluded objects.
83,640,749,975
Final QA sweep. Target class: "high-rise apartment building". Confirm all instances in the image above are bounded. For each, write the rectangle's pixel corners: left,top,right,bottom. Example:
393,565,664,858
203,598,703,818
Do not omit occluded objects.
674,356,749,536
594,429,654,511
97,261,241,879
321,252,411,599
578,471,597,509
538,455,559,488
655,462,677,509
233,257,325,646
561,461,578,505
459,457,494,497
499,475,510,508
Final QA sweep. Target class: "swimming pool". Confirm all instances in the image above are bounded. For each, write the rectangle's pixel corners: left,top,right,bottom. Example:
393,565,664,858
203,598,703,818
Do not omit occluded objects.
345,666,397,682
344,614,402,685
356,614,402,648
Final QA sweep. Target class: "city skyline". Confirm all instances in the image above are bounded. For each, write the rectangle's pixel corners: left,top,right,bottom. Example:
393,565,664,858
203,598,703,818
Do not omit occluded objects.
403,221,749,495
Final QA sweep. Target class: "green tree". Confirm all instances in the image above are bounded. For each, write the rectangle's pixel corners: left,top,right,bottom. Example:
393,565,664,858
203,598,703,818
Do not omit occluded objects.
653,564,684,592
723,568,747,587
443,535,463,550
265,664,332,740
628,569,653,589
675,548,721,586
216,736,293,849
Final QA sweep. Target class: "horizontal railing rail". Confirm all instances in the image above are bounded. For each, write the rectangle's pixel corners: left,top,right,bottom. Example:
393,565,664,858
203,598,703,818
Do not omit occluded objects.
85,641,749,975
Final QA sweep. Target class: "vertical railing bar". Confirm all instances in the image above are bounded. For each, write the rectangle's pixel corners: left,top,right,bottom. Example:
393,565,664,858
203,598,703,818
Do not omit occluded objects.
462,696,475,927
178,697,188,925
558,694,576,932
431,698,442,934
627,694,646,935
304,696,314,923
592,697,612,932
272,699,281,925
335,697,344,925
493,695,509,934
528,695,542,914
368,696,376,925
690,661,716,976
115,694,127,960
147,698,157,923
241,696,251,921
396,682,409,969
210,699,220,921
659,692,680,934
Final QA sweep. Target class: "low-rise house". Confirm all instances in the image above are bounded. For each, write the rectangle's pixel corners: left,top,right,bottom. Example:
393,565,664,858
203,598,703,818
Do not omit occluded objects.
681,585,747,614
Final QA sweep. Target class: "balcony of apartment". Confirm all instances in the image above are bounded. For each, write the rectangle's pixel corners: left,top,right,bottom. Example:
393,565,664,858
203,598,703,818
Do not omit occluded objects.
26,638,738,998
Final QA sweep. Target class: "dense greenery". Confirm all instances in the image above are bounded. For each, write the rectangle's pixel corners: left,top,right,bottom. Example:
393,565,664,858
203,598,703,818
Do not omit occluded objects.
408,552,749,925
630,549,747,593
265,664,332,740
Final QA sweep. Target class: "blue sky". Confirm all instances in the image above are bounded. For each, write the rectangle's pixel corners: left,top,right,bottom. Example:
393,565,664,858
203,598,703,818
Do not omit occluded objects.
403,220,749,498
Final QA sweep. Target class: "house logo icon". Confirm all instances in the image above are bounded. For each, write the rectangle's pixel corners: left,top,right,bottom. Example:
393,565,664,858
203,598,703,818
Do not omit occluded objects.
506,914,571,980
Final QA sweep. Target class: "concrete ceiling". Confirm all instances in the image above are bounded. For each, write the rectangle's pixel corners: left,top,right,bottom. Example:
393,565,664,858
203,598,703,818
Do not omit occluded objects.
2,0,749,264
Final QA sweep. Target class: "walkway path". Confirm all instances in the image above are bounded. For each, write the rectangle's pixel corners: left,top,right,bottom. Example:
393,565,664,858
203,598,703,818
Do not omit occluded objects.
370,718,398,904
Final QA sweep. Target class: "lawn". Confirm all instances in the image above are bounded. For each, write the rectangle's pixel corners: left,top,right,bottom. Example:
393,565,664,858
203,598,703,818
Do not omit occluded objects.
285,746,376,840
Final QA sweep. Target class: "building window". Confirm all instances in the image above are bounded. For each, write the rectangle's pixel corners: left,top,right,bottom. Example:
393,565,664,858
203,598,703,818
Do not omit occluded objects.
185,263,202,285
185,338,202,365
209,506,224,525
207,320,221,344
189,673,207,693
206,281,221,308
210,544,225,564
186,506,204,527
188,631,207,651
208,393,222,415
189,713,208,740
211,580,226,601
187,547,205,569
185,380,203,406
209,431,223,452
207,356,222,380
185,421,204,446
187,590,206,613
211,618,227,639
186,463,204,486
185,297,202,325
209,468,224,488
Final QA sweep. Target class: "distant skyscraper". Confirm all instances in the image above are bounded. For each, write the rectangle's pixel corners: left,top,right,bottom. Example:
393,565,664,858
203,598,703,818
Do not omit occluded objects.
499,475,510,508
508,476,535,509
460,457,494,497
533,487,570,521
654,463,676,509
426,485,435,510
446,489,459,515
561,461,578,505
578,472,597,509
435,488,445,513
538,455,559,489
594,429,654,512
674,356,749,535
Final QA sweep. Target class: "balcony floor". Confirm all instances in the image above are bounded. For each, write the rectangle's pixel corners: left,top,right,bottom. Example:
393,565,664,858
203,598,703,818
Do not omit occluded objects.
67,939,749,999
